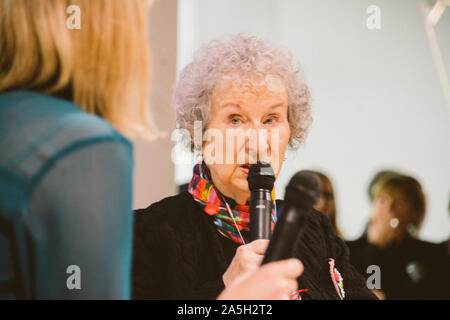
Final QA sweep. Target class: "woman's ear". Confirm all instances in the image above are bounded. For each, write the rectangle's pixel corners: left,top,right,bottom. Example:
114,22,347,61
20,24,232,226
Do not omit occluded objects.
406,222,418,237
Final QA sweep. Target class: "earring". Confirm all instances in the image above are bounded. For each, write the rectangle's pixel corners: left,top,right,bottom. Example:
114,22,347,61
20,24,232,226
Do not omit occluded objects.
389,218,399,229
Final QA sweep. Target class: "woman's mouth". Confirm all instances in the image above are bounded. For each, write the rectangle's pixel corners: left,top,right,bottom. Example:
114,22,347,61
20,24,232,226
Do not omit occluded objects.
239,163,250,175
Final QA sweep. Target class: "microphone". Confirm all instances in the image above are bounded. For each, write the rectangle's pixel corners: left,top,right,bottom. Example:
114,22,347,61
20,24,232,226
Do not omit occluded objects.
262,170,320,264
247,161,276,241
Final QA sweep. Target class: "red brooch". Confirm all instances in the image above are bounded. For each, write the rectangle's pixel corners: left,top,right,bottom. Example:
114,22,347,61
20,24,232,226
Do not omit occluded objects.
329,258,345,299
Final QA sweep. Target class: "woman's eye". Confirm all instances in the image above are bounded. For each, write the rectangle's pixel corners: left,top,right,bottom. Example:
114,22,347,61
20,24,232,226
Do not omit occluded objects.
264,116,278,124
230,116,242,125
393,199,406,208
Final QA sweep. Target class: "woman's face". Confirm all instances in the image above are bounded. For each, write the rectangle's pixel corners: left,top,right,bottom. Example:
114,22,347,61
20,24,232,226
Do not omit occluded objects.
371,190,414,232
203,74,290,204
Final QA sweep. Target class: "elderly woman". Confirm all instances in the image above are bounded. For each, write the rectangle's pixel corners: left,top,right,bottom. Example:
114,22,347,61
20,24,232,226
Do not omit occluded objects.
132,34,376,300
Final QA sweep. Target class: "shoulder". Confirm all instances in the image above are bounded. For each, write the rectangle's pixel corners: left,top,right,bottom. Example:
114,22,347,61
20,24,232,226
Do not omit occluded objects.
0,90,129,142
276,198,350,259
134,191,199,232
135,191,195,216
276,199,331,233
0,91,131,182
407,237,448,259
132,191,212,262
345,235,368,249
276,198,340,255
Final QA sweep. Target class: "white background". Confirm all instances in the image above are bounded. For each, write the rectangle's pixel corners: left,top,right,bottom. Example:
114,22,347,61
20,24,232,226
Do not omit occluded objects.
175,0,450,242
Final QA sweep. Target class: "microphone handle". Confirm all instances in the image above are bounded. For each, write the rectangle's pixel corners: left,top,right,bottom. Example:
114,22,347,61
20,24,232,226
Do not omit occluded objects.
261,204,308,265
249,189,272,241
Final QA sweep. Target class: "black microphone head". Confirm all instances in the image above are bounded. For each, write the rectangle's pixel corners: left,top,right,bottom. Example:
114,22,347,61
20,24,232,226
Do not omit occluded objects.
285,170,320,208
247,161,275,191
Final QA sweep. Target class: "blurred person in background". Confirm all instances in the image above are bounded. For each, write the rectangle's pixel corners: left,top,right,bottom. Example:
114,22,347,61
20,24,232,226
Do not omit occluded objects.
307,170,343,238
346,171,450,299
0,0,300,300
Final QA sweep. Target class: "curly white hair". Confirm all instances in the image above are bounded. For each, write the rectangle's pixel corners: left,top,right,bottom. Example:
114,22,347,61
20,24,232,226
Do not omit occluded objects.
174,33,311,149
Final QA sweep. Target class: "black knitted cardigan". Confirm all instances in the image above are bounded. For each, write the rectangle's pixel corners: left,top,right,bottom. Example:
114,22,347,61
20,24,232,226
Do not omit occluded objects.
132,191,377,300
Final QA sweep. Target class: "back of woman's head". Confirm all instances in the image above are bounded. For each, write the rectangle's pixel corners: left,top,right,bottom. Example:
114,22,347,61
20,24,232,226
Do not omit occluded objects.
0,0,153,136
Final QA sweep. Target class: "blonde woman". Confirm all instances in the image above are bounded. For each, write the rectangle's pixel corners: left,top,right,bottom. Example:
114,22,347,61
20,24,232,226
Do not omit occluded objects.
0,0,301,299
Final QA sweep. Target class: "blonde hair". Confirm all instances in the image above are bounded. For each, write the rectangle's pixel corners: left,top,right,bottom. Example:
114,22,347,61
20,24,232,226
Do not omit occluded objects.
0,0,154,137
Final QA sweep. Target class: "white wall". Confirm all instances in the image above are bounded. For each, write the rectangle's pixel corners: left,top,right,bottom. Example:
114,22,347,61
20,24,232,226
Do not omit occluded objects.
132,0,178,210
176,0,450,242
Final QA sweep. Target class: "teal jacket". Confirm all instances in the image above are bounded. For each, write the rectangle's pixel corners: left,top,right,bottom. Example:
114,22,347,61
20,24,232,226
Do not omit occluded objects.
0,91,133,299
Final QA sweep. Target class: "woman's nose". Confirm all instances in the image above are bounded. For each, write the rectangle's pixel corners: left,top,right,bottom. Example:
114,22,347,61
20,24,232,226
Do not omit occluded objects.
245,133,271,161
379,199,391,207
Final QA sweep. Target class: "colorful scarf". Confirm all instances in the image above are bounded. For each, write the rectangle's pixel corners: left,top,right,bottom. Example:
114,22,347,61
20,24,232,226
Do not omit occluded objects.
188,162,278,245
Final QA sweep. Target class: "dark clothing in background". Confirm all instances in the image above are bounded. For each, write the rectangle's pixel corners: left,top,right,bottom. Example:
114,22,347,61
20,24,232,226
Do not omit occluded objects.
132,191,377,300
347,234,450,299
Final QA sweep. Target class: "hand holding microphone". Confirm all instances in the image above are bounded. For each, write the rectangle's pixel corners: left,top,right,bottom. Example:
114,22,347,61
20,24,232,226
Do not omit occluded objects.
218,258,303,300
222,239,269,287
222,168,318,299
222,162,276,287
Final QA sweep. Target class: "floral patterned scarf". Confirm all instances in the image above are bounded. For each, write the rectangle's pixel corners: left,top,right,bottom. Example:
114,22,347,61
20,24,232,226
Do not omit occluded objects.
188,162,278,245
